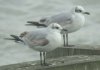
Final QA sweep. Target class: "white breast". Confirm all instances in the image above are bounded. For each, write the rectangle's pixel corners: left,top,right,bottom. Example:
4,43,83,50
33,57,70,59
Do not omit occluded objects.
41,30,63,52
65,13,85,33
24,29,63,52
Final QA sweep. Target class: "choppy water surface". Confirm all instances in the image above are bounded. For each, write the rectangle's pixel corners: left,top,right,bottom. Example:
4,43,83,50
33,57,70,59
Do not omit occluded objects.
0,0,100,66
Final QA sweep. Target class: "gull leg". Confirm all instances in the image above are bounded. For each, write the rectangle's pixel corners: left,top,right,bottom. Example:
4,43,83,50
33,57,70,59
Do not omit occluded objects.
43,52,49,66
40,52,43,65
63,30,68,47
43,52,46,65
63,34,66,47
66,33,68,47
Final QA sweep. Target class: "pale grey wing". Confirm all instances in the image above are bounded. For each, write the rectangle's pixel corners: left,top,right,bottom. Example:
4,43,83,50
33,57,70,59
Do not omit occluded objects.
31,39,49,46
39,17,49,25
40,18,47,23
23,29,49,46
43,13,73,26
24,28,48,40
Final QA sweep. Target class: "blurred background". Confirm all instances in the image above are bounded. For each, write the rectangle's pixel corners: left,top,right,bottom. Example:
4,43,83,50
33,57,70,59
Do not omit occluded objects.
0,0,100,66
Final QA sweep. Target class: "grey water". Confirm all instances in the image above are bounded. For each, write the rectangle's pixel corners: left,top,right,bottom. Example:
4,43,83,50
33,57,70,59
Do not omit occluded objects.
0,0,100,66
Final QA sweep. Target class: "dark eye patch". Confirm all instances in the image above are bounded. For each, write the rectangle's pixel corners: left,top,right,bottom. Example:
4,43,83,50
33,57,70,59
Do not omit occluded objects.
55,27,59,29
52,25,60,29
78,9,82,12
75,8,82,13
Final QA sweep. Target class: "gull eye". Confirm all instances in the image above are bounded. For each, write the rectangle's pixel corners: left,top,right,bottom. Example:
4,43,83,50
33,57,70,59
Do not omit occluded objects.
75,9,82,13
78,9,82,12
55,27,59,29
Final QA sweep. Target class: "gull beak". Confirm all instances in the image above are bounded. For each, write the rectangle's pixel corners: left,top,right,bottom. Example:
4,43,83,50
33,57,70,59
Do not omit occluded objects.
83,12,90,15
61,29,68,34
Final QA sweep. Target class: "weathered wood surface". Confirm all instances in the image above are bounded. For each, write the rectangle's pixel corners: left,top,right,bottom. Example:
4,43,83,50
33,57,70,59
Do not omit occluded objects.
1,45,100,70
0,55,100,70
46,45,100,58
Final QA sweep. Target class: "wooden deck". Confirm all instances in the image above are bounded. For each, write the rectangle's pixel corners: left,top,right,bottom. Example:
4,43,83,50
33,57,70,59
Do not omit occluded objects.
0,45,100,70
47,45,100,58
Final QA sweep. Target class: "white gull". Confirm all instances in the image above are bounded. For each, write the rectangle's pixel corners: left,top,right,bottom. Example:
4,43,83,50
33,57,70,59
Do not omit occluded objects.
26,5,90,46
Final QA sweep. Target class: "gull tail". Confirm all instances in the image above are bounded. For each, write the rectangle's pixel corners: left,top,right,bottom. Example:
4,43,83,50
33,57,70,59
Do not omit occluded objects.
26,21,47,27
4,35,24,43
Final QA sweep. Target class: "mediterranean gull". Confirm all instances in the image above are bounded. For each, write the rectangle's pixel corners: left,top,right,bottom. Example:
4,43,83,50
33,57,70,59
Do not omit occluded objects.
5,23,65,66
26,5,90,46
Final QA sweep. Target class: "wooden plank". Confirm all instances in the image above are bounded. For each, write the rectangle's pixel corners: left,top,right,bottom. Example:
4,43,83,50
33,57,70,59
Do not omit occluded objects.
47,45,100,58
1,45,100,70
0,55,100,70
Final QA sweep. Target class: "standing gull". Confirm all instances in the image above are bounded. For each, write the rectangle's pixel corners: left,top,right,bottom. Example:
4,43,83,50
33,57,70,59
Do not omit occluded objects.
5,23,64,66
26,5,90,46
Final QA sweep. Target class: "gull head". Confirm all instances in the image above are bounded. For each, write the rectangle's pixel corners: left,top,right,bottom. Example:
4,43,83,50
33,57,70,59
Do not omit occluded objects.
48,23,63,30
48,23,67,33
74,5,90,15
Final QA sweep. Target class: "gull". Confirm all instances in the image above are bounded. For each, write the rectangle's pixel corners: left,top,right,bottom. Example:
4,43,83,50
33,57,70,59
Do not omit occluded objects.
26,5,90,46
5,23,65,66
